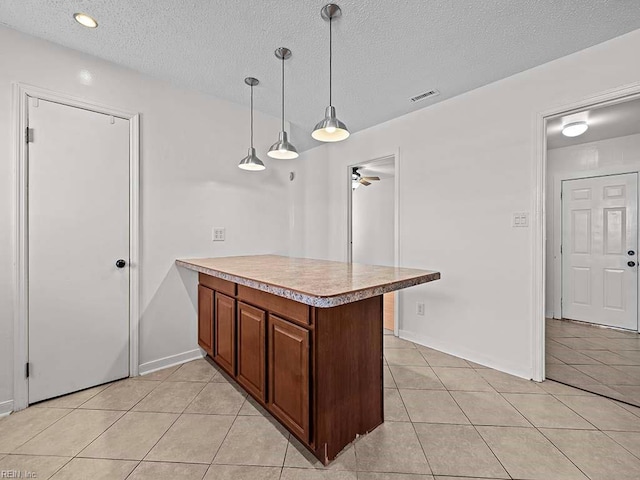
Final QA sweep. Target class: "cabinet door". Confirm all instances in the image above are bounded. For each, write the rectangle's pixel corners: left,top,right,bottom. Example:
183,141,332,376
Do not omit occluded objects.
237,302,266,401
214,292,236,375
268,314,310,442
197,285,214,357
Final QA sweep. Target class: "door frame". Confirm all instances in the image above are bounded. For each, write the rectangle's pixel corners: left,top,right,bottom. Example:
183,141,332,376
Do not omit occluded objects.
555,171,639,324
12,83,141,411
346,152,400,336
532,81,640,382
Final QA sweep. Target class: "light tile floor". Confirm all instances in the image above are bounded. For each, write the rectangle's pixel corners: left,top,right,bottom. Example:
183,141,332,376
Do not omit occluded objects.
546,318,640,407
2,336,640,479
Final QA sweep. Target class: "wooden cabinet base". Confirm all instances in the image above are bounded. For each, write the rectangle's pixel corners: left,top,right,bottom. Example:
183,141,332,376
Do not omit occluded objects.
199,274,383,465
313,296,383,463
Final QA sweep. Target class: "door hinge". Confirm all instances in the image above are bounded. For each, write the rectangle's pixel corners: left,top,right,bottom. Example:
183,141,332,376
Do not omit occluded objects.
25,127,34,143
26,362,30,378
560,244,563,254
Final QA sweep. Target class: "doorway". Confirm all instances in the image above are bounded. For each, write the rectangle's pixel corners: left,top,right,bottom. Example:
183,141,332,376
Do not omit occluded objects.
13,85,140,410
543,94,640,406
347,155,398,333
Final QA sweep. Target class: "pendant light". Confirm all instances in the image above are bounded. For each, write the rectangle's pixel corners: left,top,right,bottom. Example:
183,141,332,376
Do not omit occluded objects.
268,48,299,159
238,77,266,171
312,3,350,142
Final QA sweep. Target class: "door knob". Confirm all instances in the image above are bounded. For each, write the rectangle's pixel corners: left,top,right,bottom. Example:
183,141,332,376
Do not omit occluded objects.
115,259,126,269
629,250,636,256
628,261,636,267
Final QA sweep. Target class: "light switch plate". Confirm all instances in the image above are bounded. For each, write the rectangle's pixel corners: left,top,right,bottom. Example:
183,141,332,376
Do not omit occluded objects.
416,302,425,316
212,227,225,241
512,212,529,227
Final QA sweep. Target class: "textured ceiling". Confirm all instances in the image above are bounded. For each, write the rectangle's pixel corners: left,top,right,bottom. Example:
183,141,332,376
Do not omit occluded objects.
547,97,640,149
2,1,640,152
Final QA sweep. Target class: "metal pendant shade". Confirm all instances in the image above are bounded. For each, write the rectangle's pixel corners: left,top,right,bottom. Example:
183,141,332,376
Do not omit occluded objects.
268,131,298,159
312,4,349,143
312,105,349,142
239,147,265,171
269,48,299,159
238,77,265,171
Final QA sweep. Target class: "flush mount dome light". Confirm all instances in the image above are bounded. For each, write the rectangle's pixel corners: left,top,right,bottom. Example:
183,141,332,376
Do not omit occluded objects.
562,121,588,137
74,13,98,28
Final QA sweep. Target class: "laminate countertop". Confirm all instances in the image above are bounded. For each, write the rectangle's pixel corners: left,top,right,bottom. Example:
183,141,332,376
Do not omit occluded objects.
176,255,440,307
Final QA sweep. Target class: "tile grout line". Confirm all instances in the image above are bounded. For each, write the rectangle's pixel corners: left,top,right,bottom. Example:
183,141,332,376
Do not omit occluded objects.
41,455,76,479
72,363,190,476
490,385,596,478
4,407,76,455
122,460,143,480
126,361,214,480
72,381,157,461
600,430,640,461
278,430,290,480
535,427,592,480
550,389,638,428
205,388,243,471
387,352,435,477
489,363,608,479
148,361,222,478
430,363,513,480
495,389,590,430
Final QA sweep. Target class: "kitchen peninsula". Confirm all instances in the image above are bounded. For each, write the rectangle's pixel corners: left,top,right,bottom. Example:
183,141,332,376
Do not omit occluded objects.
176,255,440,464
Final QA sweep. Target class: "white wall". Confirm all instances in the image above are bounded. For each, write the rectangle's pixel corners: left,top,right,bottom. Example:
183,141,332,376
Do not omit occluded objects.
545,134,640,317
0,26,292,411
290,28,640,379
352,177,395,266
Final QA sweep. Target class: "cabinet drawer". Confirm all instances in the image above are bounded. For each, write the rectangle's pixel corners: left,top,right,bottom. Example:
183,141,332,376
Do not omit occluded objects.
237,302,266,402
238,285,310,326
199,273,236,297
268,314,310,442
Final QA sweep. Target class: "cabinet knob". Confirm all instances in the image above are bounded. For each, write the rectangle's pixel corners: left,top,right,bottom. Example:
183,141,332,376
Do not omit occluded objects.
116,259,126,269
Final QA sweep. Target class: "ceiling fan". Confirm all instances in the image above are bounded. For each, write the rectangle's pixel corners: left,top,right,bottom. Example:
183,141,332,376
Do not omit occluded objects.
352,167,380,189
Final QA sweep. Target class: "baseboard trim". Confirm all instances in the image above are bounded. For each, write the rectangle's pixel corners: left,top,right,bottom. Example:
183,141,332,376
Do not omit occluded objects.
398,329,533,380
0,399,14,417
138,348,205,376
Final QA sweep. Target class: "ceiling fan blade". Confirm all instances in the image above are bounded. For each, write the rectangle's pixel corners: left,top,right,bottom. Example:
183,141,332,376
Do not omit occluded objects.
360,179,371,186
361,176,380,181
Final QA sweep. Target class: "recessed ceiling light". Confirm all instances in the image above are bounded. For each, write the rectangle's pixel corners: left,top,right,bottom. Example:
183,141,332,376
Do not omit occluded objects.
74,13,98,28
562,121,588,137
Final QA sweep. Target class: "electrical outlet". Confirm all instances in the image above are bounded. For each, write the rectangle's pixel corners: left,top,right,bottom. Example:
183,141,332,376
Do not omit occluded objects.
416,302,425,316
212,227,225,241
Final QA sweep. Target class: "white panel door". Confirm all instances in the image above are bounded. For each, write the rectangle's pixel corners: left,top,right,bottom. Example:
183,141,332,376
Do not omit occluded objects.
562,173,638,330
28,98,130,403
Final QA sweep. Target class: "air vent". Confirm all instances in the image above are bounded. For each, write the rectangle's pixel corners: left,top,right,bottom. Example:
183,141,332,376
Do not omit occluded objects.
410,90,440,103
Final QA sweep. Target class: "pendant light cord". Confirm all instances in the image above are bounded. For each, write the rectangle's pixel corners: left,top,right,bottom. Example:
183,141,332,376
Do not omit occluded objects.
329,15,332,106
281,56,285,131
250,84,254,148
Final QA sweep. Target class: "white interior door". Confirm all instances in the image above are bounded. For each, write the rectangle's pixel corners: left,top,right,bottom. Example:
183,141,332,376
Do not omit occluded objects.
28,98,131,403
562,173,638,330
